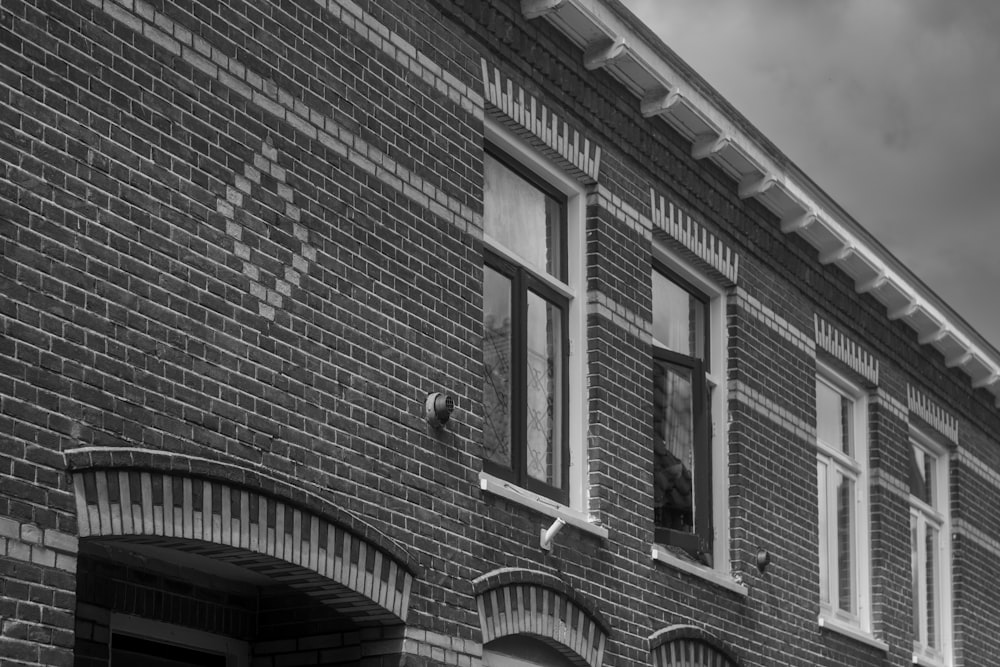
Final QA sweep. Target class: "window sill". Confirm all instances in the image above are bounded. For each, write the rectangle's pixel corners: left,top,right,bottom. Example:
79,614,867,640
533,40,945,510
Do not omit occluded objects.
651,545,747,596
911,647,948,667
478,472,609,541
817,615,889,652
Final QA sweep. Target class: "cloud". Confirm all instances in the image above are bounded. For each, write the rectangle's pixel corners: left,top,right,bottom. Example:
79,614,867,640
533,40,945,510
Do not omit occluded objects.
622,0,1000,349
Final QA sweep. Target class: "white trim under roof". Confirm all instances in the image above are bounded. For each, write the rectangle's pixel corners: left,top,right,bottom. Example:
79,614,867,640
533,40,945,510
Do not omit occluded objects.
521,0,1000,407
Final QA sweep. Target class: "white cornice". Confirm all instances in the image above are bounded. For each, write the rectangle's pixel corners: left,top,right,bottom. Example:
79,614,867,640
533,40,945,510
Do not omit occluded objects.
522,0,1000,408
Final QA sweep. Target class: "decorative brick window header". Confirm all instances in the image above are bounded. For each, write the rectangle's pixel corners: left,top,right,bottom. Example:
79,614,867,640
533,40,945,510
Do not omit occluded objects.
814,314,879,386
650,191,739,285
482,61,602,181
474,569,609,667
73,469,413,624
649,625,741,666
908,384,959,445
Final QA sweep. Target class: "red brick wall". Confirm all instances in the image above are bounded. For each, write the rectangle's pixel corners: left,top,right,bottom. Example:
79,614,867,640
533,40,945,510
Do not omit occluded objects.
4,0,1000,665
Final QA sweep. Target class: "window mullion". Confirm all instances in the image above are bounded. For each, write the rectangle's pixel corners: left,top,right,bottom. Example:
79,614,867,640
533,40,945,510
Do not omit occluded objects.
692,359,712,553
512,268,528,487
558,296,570,494
487,236,574,300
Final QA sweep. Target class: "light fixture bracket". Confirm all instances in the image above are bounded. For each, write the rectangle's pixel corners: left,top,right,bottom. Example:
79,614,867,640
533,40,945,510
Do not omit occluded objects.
540,517,566,551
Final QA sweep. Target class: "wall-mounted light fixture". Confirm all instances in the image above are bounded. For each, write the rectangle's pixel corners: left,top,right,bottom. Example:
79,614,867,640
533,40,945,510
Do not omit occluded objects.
424,392,455,428
540,517,566,551
756,548,771,574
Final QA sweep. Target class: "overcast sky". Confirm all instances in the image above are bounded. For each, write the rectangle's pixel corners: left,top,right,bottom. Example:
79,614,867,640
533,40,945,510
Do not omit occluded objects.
621,0,1000,352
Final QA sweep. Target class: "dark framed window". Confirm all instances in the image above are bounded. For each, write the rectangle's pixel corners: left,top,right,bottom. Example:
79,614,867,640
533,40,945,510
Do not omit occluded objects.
481,147,570,504
652,265,713,563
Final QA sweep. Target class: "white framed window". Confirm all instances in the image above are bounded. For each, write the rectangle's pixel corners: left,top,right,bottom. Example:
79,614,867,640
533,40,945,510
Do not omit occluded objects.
650,245,729,573
816,363,872,635
480,119,587,513
909,428,952,666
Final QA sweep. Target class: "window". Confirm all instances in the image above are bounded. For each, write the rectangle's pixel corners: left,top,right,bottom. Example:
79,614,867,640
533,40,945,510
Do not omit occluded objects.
910,429,951,665
481,131,583,506
816,367,871,633
652,265,713,563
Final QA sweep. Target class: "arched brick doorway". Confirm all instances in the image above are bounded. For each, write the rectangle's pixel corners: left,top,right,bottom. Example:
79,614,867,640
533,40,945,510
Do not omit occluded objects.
71,460,415,667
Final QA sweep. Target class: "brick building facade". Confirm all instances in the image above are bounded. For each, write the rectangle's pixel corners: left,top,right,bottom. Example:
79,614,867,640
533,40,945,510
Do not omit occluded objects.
2,0,1000,665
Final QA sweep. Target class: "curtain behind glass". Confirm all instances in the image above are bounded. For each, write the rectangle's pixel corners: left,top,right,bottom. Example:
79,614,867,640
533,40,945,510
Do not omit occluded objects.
483,155,560,279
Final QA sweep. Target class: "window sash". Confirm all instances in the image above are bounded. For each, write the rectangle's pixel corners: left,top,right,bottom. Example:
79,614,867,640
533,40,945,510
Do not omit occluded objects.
816,380,861,469
910,440,947,664
652,266,710,369
818,452,862,624
653,347,711,560
911,508,945,658
483,144,568,283
483,250,570,503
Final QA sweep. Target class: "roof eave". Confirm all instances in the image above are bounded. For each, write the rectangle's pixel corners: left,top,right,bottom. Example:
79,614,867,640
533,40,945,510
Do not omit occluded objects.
522,0,1000,408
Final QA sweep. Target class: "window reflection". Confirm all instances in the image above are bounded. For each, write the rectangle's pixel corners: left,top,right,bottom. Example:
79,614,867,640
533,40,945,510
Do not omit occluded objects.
483,266,512,470
483,154,561,279
526,291,562,489
653,360,694,532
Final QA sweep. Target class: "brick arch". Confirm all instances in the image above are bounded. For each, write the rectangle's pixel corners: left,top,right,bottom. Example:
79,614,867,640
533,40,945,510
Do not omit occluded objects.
473,568,610,667
68,450,416,625
650,625,741,667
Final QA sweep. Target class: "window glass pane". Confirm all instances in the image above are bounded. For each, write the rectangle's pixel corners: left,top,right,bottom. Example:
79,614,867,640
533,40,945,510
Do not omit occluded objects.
652,271,705,360
909,444,936,504
911,515,920,640
818,460,830,605
817,381,852,455
483,266,512,470
926,522,939,649
525,291,562,488
653,360,695,533
835,471,856,615
484,154,561,279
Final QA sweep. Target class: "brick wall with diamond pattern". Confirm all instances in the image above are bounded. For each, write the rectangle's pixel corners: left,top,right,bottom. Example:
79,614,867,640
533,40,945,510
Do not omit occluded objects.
4,0,1000,665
